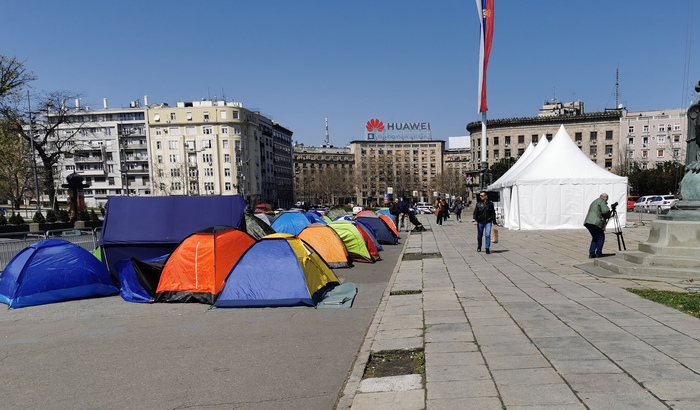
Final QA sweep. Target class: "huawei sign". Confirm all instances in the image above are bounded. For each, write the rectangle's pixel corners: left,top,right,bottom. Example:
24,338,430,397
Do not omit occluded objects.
366,119,384,132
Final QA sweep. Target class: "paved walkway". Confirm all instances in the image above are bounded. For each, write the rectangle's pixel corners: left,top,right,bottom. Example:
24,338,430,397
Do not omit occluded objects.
339,214,700,409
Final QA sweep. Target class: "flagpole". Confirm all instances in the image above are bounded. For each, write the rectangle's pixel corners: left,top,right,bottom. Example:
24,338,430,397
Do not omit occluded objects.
481,111,488,191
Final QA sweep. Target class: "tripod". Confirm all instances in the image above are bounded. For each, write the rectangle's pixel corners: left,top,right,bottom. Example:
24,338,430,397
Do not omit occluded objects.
609,210,626,251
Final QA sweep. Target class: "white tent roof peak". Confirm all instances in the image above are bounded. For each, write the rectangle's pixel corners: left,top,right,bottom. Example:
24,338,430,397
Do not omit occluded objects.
498,135,550,188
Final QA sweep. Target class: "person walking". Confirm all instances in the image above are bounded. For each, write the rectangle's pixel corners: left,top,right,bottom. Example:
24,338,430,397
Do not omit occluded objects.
436,198,448,225
398,197,426,232
453,198,464,222
472,191,496,254
584,193,617,258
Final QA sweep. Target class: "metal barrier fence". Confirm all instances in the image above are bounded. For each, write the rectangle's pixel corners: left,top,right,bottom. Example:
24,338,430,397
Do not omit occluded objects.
0,228,100,273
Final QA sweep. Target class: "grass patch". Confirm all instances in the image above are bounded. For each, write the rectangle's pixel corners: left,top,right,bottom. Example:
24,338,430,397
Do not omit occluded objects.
364,349,425,378
402,252,441,261
389,290,422,296
627,288,700,318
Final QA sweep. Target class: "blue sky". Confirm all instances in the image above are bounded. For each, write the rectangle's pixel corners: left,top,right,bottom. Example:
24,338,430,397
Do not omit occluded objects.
3,1,699,147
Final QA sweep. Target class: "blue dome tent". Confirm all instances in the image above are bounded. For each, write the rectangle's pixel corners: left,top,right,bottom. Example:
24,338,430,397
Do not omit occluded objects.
0,239,118,309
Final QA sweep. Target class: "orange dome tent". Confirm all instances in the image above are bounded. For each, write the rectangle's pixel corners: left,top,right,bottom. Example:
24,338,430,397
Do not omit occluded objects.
155,226,256,304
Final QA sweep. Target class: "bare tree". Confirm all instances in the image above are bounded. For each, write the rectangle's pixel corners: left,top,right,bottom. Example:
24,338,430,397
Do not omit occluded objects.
0,56,35,102
0,90,88,210
0,121,34,208
152,162,188,196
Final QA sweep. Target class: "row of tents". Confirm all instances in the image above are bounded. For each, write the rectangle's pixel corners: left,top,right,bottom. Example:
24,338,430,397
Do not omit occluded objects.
0,197,402,309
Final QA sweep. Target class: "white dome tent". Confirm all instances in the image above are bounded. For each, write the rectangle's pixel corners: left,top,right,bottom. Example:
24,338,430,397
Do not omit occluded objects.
492,125,627,230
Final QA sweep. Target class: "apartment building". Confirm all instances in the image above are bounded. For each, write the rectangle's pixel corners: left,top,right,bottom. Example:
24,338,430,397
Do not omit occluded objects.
620,109,686,170
53,98,150,207
48,98,292,208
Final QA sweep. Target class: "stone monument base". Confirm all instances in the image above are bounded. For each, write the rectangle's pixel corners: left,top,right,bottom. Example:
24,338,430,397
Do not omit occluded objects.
591,220,700,280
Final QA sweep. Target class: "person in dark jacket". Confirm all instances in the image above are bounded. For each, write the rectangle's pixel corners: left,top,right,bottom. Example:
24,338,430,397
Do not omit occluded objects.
472,191,496,254
584,193,615,258
398,197,425,232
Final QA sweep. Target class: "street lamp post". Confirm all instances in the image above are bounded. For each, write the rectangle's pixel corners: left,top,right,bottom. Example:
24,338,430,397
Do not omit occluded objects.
26,91,41,212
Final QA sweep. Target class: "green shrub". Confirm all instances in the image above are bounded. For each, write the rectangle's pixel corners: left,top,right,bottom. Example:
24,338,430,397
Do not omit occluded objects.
57,209,70,223
78,209,90,221
33,211,46,224
45,209,57,223
9,213,25,225
0,215,7,225
90,209,100,221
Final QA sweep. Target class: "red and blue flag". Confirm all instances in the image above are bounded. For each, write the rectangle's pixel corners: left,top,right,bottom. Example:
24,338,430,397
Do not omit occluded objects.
476,0,494,113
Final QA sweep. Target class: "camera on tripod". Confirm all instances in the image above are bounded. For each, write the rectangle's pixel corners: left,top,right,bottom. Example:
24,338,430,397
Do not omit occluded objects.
610,202,618,214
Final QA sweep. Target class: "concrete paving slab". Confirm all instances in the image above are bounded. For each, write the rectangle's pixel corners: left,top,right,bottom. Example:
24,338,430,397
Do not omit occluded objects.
358,374,423,393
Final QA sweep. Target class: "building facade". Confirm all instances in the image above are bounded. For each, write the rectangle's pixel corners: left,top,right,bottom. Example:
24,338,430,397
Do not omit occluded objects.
620,109,686,171
293,145,355,206
467,101,625,187
53,98,150,207
48,98,292,208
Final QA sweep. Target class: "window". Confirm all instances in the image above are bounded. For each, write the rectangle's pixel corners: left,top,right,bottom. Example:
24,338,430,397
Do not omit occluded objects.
642,150,649,158
493,150,499,160
220,111,227,119
643,125,649,132
155,128,162,136
222,140,229,149
575,132,582,142
186,112,192,121
186,126,195,135
157,155,163,164
203,112,209,122
224,154,231,163
674,124,681,131
517,135,524,144
627,151,634,159
205,168,213,176
643,136,649,147
518,148,524,156
674,135,681,142
504,136,511,145
225,182,231,191
628,137,634,145
156,141,162,149
224,168,231,176
202,140,212,148
154,113,161,122
170,182,181,191
203,154,212,163
170,113,176,121
221,126,228,134
169,140,179,150
169,154,180,163
493,136,499,145
605,130,613,140
202,125,213,134
232,111,239,119
170,169,181,177
532,134,538,143
657,136,665,144
590,131,597,142
605,159,612,169
168,127,179,135
234,126,241,135
158,169,164,177
504,149,511,158
605,145,613,156
628,126,634,133
674,148,680,157
657,149,664,157
589,146,597,156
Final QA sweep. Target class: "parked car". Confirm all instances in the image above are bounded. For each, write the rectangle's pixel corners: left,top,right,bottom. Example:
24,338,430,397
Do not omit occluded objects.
647,195,678,213
633,195,656,213
627,196,640,211
416,204,435,214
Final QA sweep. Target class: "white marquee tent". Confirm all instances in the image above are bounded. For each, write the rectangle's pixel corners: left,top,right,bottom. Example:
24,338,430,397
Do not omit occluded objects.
489,125,627,230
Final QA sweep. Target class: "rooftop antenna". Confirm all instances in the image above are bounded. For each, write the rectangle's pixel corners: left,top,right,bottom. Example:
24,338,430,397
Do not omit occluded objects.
325,117,330,146
615,66,619,109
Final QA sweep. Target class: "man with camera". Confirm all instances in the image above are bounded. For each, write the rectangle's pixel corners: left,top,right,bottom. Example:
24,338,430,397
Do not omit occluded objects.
584,193,617,259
